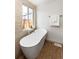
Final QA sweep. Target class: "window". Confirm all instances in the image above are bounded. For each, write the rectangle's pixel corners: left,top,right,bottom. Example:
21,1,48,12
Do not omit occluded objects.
22,5,34,30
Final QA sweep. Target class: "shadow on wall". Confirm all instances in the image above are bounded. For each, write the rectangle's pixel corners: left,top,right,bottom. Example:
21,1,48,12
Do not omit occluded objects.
15,0,28,58
15,0,37,58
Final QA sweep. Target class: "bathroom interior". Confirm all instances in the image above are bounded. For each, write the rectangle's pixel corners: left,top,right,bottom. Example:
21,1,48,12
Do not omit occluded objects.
15,0,63,59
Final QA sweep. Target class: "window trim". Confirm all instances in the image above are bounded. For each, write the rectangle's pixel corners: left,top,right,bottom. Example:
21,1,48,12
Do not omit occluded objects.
22,4,36,31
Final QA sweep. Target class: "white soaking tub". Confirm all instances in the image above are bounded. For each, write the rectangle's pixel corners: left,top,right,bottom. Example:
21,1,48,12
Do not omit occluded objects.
20,29,47,59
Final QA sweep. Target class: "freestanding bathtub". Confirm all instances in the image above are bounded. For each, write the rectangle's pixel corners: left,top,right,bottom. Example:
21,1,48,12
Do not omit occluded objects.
20,29,47,59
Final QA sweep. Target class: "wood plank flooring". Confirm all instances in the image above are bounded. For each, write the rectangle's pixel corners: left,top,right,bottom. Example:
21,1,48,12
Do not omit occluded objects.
36,40,63,59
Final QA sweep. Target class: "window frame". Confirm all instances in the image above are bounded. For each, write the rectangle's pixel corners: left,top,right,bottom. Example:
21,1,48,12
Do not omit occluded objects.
22,4,36,31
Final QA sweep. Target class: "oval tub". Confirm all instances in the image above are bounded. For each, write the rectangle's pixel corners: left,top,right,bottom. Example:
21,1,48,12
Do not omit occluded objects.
20,29,47,59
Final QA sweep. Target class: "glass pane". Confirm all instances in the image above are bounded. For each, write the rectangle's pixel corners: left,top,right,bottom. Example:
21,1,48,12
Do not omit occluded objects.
22,5,28,20
29,8,33,20
29,8,33,13
29,8,33,28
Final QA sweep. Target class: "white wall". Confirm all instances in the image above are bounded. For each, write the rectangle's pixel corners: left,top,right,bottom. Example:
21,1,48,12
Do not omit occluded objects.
37,0,63,43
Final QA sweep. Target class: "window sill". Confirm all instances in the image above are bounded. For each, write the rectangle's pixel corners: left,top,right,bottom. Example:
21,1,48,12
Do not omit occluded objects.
23,28,35,34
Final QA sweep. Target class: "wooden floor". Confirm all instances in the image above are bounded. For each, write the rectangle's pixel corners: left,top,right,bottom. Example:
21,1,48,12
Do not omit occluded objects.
18,40,63,59
36,40,63,59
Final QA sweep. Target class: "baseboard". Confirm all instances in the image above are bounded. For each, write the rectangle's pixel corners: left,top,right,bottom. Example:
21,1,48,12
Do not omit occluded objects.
46,40,63,47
